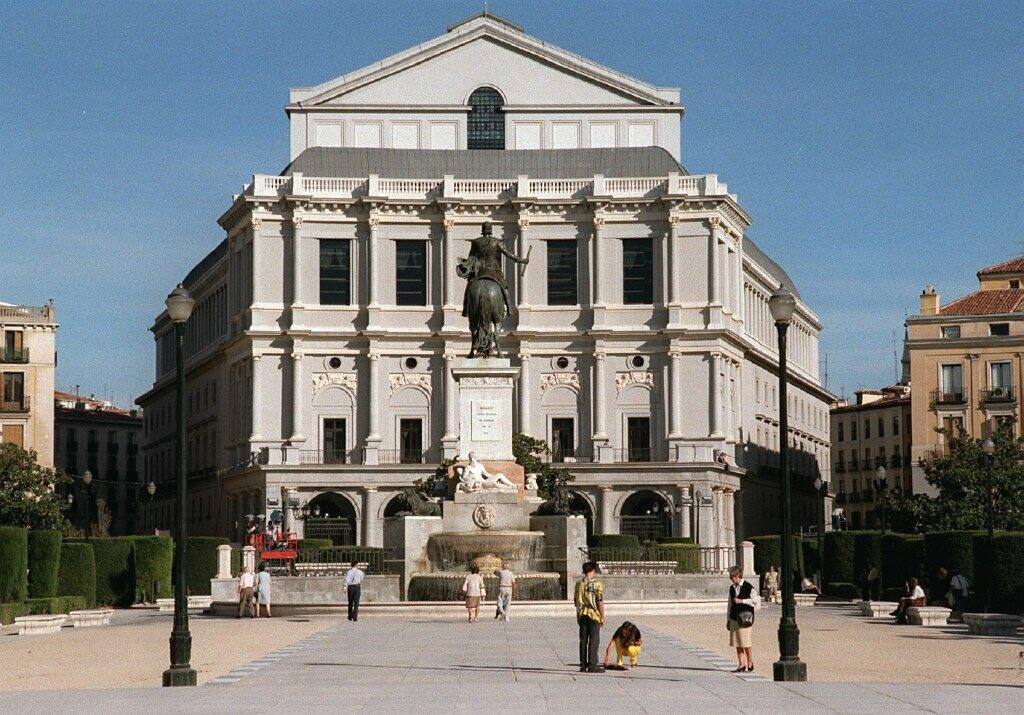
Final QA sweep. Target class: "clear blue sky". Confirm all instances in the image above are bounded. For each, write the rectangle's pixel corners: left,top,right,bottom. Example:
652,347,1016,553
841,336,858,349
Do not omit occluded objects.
2,0,1021,406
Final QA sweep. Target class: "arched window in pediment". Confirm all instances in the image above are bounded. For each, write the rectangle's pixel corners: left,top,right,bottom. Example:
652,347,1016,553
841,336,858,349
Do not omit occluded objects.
467,87,505,149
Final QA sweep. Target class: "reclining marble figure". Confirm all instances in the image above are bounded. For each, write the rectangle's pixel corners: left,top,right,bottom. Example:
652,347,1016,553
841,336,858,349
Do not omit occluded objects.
456,453,517,493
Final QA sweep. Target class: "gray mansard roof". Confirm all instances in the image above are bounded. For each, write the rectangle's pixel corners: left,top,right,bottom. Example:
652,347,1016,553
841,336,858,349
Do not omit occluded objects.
743,235,801,301
281,146,686,179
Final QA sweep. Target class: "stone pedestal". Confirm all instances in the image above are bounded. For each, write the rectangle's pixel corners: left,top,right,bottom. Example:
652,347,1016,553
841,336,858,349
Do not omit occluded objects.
451,358,519,462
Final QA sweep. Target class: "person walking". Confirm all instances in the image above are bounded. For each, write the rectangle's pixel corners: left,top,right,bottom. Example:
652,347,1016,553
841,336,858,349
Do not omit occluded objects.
764,565,780,604
237,565,256,618
254,563,272,618
462,566,485,623
494,566,517,622
727,565,756,672
346,560,364,622
574,561,605,673
947,568,969,622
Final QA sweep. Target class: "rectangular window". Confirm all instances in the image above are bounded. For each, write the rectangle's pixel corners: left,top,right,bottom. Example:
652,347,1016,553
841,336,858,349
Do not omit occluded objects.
626,416,651,462
2,372,24,403
551,418,575,461
622,238,654,304
941,363,964,398
878,446,886,466
546,240,578,305
990,361,1012,389
990,323,1010,336
851,420,858,440
892,444,901,466
399,419,423,463
590,122,616,148
395,241,427,306
323,418,347,464
864,447,871,466
940,325,961,338
877,417,884,438
837,422,844,442
892,414,899,435
319,240,351,305
864,419,870,439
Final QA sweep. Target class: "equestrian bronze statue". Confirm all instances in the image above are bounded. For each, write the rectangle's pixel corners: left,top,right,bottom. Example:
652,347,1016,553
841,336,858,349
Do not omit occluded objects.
456,221,530,357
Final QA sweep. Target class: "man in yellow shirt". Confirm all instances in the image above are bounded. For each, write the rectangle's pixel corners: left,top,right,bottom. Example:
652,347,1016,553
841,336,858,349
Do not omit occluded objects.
574,561,605,673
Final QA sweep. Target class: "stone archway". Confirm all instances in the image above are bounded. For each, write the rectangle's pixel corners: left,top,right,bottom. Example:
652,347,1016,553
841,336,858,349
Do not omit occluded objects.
305,491,357,545
566,490,595,540
619,489,672,542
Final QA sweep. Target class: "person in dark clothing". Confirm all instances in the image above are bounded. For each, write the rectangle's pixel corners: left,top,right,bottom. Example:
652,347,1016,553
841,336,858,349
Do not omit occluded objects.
345,560,364,622
727,566,756,672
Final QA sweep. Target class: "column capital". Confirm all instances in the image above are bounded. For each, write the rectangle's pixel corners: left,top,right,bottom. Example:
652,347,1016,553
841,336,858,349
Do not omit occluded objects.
668,348,684,359
706,215,721,230
252,352,263,362
600,485,613,493
291,349,304,361
593,214,606,230
291,211,304,228
368,213,381,229
363,486,378,494
518,351,532,360
594,350,607,361
443,212,457,230
443,350,457,361
250,215,263,231
368,350,380,362
668,213,685,226
517,215,531,229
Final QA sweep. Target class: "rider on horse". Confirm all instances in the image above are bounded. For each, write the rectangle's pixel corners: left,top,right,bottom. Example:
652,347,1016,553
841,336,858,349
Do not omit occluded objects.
457,221,528,317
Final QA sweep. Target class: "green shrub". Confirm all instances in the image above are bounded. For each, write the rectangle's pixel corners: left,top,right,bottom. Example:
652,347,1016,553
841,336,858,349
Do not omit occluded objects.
657,537,695,544
297,539,332,549
924,531,975,599
656,543,700,573
587,534,640,549
91,538,135,607
0,526,29,603
981,532,1024,614
853,531,884,590
26,597,65,615
826,582,856,598
63,595,88,612
802,539,821,579
131,536,173,603
823,531,855,585
27,530,63,599
0,602,30,624
749,536,781,575
408,575,561,601
906,537,928,582
182,537,229,596
231,545,241,577
56,542,97,607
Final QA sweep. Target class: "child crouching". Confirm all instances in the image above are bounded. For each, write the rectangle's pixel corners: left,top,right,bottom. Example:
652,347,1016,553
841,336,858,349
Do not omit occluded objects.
603,621,643,669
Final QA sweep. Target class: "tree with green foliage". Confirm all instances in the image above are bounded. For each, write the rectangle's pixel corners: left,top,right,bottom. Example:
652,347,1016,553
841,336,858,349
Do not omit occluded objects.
512,433,576,512
885,421,1024,533
0,442,71,531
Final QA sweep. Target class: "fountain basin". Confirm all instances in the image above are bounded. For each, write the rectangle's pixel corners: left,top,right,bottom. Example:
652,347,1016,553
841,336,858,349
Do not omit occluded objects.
408,572,562,601
427,530,545,573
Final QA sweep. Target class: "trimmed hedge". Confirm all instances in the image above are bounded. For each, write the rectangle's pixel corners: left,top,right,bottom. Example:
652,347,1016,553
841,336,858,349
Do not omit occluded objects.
0,526,29,604
587,534,640,549
91,538,136,607
131,536,173,603
0,602,30,625
297,539,332,550
988,533,1024,614
656,543,700,573
749,536,781,576
853,531,884,591
657,537,695,544
408,575,561,601
25,595,88,615
184,537,229,596
924,531,975,600
57,542,97,607
826,582,856,598
27,530,63,599
802,538,821,579
823,531,855,587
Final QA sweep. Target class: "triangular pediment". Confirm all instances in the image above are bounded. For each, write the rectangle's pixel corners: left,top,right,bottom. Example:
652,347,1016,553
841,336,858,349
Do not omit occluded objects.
292,16,677,109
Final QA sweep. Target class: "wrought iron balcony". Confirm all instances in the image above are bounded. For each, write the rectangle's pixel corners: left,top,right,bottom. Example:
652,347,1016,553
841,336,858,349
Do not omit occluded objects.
0,395,30,413
980,386,1015,404
613,447,652,463
299,449,362,465
0,347,28,363
931,389,966,407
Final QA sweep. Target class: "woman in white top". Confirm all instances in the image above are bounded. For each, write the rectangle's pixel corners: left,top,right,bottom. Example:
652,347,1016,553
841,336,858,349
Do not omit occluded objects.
462,566,485,623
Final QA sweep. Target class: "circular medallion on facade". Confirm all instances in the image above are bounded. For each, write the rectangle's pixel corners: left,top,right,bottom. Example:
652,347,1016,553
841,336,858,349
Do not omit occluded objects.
472,505,495,529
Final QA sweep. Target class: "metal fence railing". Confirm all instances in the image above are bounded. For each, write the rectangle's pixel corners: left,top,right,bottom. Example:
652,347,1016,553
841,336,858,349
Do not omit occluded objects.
294,547,402,575
581,545,735,575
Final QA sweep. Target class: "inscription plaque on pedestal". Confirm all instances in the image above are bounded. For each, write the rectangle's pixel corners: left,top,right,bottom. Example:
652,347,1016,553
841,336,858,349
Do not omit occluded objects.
471,399,500,442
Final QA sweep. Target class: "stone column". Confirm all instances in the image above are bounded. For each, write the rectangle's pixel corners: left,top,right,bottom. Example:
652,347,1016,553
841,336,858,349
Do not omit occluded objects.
708,217,723,326
367,212,380,309
518,351,532,435
600,486,615,534
442,214,454,307
593,350,611,462
242,545,257,573
734,243,744,320
517,216,530,308
250,353,264,441
592,215,605,306
364,349,381,465
441,349,459,458
674,485,691,539
289,345,305,443
668,349,683,439
709,352,723,438
667,216,681,306
216,544,232,578
362,487,381,547
290,209,305,327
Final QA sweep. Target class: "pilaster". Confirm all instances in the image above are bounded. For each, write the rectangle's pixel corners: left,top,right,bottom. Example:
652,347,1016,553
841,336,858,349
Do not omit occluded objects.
290,207,306,330
363,348,381,464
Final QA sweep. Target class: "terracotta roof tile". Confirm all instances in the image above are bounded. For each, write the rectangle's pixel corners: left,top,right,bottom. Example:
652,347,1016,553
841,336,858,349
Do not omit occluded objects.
938,289,1024,316
978,257,1024,276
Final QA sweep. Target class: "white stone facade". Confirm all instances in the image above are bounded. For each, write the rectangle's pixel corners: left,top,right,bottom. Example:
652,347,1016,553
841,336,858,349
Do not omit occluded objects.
137,14,831,548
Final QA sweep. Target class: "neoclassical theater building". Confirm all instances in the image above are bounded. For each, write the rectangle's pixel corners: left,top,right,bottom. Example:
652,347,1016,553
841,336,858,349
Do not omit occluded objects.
137,13,832,548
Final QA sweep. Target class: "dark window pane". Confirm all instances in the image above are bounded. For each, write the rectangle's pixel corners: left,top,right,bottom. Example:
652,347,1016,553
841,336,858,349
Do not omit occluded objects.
627,417,651,462
323,418,347,463
467,87,505,150
551,418,575,461
319,240,351,305
400,419,423,463
395,241,427,306
622,239,654,304
546,240,578,305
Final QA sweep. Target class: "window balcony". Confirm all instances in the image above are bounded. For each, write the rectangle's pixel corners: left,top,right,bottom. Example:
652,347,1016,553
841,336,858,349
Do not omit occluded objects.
980,386,1015,404
546,449,594,464
613,447,652,463
379,448,440,465
0,347,29,363
0,395,30,413
299,449,362,465
931,389,966,407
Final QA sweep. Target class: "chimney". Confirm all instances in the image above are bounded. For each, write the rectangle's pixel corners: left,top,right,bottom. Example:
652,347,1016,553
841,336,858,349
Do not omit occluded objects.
920,285,940,315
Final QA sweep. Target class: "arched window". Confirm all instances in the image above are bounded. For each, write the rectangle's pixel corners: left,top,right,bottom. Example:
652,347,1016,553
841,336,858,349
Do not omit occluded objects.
467,87,504,149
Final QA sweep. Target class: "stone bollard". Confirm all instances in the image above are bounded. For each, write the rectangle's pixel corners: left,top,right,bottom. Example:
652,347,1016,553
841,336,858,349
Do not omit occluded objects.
740,541,755,578
216,544,233,578
242,545,257,573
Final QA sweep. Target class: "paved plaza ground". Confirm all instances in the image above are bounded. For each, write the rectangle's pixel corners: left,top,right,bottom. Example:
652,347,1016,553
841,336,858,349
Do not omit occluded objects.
1,602,1022,712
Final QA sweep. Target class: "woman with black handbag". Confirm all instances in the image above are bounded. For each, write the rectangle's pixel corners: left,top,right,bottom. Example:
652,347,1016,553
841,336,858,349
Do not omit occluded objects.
727,566,756,672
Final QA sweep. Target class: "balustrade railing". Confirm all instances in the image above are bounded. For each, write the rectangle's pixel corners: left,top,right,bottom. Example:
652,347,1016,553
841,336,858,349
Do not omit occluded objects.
299,449,362,465
0,347,29,363
0,396,31,413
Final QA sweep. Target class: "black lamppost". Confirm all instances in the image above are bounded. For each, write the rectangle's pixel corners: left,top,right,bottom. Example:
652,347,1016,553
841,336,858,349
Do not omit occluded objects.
162,284,196,687
981,437,996,613
873,465,888,533
82,470,93,536
813,476,828,589
769,286,807,682
147,481,157,533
